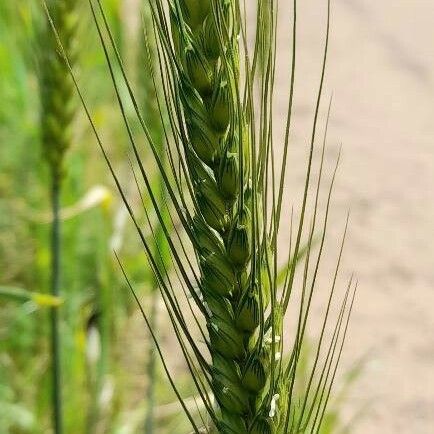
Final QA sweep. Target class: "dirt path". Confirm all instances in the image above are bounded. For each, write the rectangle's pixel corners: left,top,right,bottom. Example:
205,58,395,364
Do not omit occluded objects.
272,1,434,432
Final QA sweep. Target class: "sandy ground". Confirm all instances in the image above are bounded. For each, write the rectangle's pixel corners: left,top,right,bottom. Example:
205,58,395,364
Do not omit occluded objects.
270,1,434,432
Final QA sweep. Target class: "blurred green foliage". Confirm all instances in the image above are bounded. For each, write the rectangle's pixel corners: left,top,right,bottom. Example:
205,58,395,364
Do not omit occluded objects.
0,1,184,433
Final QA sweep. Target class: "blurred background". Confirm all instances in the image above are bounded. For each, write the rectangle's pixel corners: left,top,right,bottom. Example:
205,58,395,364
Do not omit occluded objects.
280,1,434,433
1,1,433,433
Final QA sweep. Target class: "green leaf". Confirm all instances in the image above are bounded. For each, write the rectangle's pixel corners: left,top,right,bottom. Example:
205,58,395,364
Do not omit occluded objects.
0,286,63,307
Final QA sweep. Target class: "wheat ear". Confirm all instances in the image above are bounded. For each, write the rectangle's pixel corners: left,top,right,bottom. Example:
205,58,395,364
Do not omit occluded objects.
165,2,281,432
56,0,356,432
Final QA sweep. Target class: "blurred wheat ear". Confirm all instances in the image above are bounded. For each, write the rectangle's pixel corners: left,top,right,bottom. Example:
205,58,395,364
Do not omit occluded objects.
47,0,357,432
39,1,78,434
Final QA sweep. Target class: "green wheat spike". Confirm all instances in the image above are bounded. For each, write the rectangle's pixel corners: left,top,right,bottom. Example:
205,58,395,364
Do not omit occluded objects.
59,0,356,432
40,0,78,179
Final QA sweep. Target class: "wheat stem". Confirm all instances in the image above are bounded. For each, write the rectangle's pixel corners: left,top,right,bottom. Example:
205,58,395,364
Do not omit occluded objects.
49,177,63,434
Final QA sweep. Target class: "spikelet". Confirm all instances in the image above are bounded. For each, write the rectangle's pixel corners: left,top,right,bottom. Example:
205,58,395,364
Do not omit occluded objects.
212,352,240,384
200,16,220,61
185,46,214,96
235,294,260,332
241,356,267,393
188,121,219,166
227,208,251,267
179,0,210,30
218,152,239,201
200,252,235,296
219,411,247,434
209,80,231,134
192,215,225,255
208,319,244,360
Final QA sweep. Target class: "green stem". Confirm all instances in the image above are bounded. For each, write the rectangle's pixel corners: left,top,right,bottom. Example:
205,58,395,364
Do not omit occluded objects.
50,176,63,434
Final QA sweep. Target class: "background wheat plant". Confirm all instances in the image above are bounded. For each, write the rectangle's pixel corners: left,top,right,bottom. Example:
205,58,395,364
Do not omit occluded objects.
49,0,357,433
40,1,78,433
